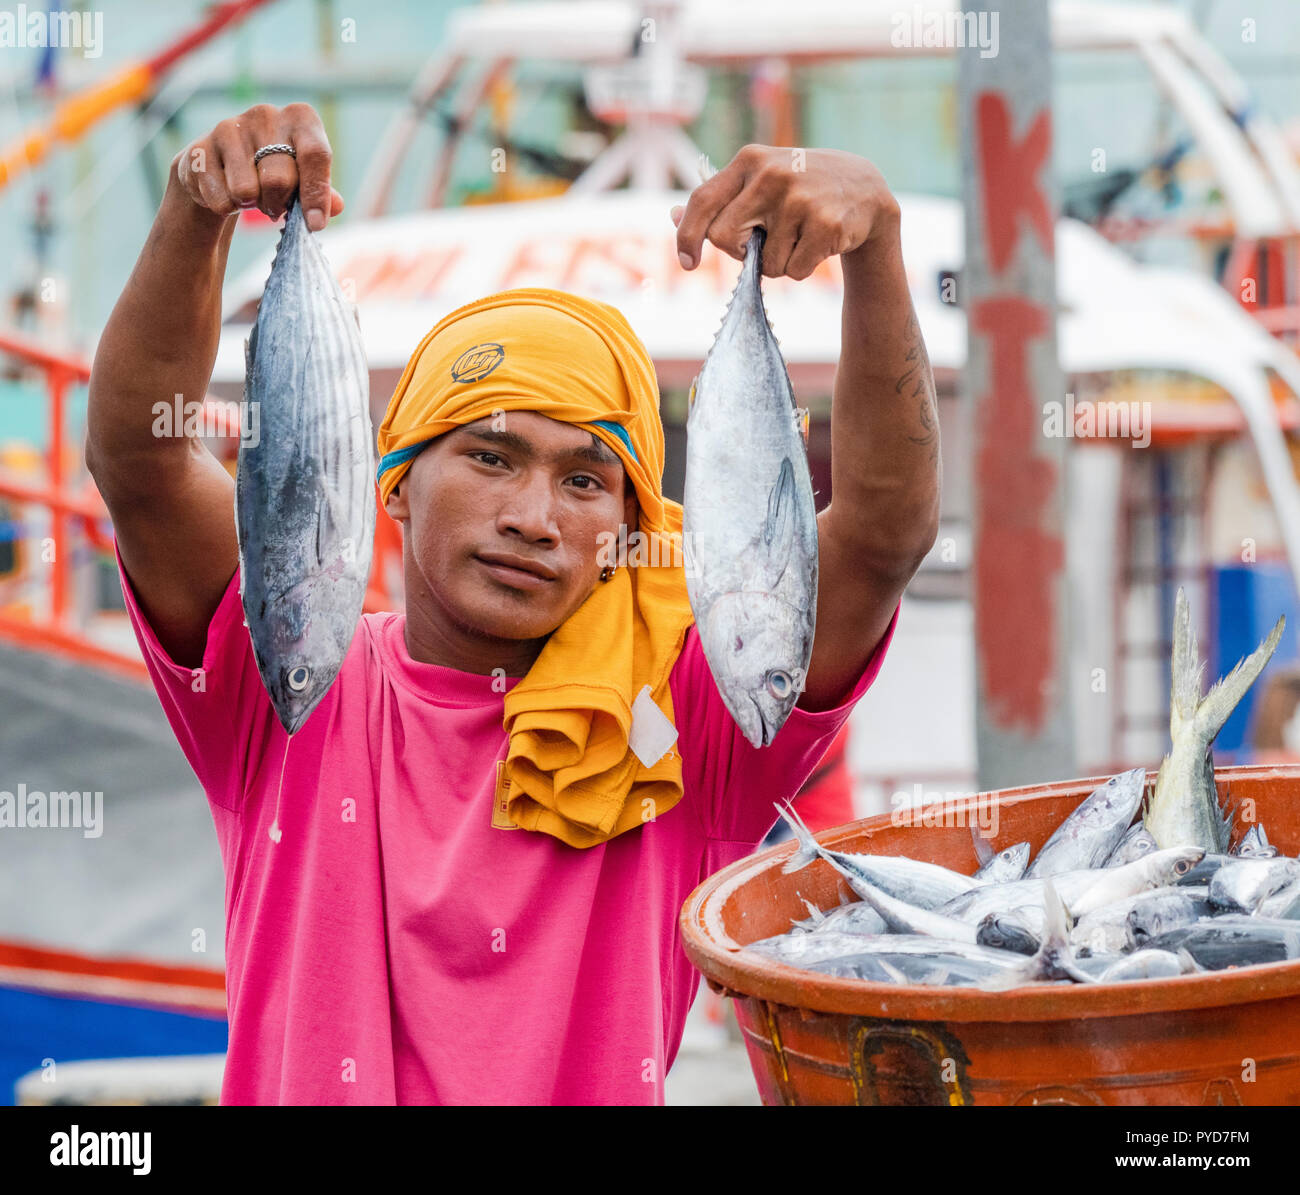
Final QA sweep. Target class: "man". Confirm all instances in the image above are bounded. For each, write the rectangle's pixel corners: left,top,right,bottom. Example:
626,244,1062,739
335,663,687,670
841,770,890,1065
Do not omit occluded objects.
86,103,939,1105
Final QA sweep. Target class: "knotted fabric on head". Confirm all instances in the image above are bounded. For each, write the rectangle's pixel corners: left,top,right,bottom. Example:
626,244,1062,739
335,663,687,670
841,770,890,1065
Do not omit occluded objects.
376,288,694,848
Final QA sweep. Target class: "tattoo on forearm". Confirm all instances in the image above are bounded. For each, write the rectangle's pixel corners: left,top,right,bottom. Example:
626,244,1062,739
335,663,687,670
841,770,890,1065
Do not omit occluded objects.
894,311,928,401
896,309,939,461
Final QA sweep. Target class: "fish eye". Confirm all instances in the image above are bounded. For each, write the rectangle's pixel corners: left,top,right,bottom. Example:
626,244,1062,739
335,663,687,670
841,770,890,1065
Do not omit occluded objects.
1174,859,1191,875
287,666,311,692
766,669,792,699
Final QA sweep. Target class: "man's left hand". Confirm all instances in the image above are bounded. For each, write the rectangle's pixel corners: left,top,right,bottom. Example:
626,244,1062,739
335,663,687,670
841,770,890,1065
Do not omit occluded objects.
670,144,899,278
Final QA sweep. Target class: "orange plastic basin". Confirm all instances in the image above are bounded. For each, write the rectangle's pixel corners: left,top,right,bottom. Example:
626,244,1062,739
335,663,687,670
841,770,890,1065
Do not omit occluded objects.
680,765,1300,1106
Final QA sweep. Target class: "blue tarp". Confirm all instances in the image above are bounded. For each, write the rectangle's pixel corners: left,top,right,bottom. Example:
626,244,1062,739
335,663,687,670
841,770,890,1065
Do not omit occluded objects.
1213,563,1299,754
0,985,228,1106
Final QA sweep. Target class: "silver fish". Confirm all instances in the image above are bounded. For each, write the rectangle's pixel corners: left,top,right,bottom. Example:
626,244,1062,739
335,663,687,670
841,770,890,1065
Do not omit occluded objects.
1207,857,1300,914
1176,852,1234,888
1099,949,1199,982
799,901,887,937
979,880,1098,988
746,930,887,965
1068,951,1128,980
980,878,1208,958
937,848,1203,925
803,954,915,984
1233,824,1278,859
1257,880,1300,920
827,868,979,943
1068,914,1131,957
971,830,1031,883
237,198,375,735
1026,768,1147,878
1105,823,1157,868
1145,915,1300,970
1126,887,1214,947
809,951,1017,986
1070,848,1204,918
1144,588,1284,852
776,801,980,908
975,909,1043,956
761,933,1022,967
683,228,819,747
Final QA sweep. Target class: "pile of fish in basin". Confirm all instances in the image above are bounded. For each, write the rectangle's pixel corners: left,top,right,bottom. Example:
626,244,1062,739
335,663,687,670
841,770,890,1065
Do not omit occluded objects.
747,590,1295,990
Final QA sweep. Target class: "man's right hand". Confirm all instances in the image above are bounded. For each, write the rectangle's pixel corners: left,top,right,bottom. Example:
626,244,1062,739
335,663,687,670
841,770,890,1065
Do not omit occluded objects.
174,102,345,231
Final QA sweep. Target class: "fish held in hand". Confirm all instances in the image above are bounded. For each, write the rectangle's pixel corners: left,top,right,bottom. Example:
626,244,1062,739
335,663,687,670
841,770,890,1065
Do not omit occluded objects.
237,197,376,735
1144,588,1283,852
683,227,819,748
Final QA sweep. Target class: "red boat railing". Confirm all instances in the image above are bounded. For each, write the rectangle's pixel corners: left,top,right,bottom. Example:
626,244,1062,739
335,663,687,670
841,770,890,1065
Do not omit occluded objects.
0,327,402,684
0,327,144,680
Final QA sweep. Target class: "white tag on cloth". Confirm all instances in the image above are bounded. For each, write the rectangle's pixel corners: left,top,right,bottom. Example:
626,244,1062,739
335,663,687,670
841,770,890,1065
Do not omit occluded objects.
628,685,679,767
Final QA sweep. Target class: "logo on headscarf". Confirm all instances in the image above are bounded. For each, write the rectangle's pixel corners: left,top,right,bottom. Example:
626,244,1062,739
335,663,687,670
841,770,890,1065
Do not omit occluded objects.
451,342,506,383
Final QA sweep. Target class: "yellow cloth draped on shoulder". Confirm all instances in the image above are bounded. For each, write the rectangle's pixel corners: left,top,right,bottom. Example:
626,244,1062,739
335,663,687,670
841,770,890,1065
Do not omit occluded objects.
375,287,695,848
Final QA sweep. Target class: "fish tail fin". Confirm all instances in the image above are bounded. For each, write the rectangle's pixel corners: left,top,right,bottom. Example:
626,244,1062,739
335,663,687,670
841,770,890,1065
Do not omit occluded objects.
1194,611,1285,745
1040,877,1069,951
775,800,822,874
1042,878,1100,985
743,225,766,280
970,820,994,868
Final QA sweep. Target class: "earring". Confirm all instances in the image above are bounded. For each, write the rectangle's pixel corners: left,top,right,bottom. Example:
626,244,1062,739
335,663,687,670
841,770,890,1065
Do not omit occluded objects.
599,565,616,582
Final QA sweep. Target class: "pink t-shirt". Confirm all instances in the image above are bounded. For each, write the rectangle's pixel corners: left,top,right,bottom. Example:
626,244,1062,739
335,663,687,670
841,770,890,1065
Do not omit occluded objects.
117,547,895,1105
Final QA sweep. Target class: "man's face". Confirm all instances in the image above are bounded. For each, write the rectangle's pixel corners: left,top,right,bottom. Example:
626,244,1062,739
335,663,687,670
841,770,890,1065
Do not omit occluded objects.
385,411,640,642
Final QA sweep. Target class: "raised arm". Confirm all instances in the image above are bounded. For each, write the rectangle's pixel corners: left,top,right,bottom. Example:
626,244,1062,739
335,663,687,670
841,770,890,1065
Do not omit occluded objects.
86,103,341,667
673,145,941,710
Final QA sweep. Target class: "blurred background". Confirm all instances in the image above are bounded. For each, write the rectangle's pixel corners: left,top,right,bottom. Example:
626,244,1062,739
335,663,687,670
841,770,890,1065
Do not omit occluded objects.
2,0,1300,1105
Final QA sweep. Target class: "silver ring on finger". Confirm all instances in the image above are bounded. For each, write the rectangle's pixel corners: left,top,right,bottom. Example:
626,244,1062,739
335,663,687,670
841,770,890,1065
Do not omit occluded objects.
253,143,296,167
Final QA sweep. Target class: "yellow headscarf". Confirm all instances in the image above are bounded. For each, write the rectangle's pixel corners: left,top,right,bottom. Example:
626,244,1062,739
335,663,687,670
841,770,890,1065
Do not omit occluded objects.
376,287,695,848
